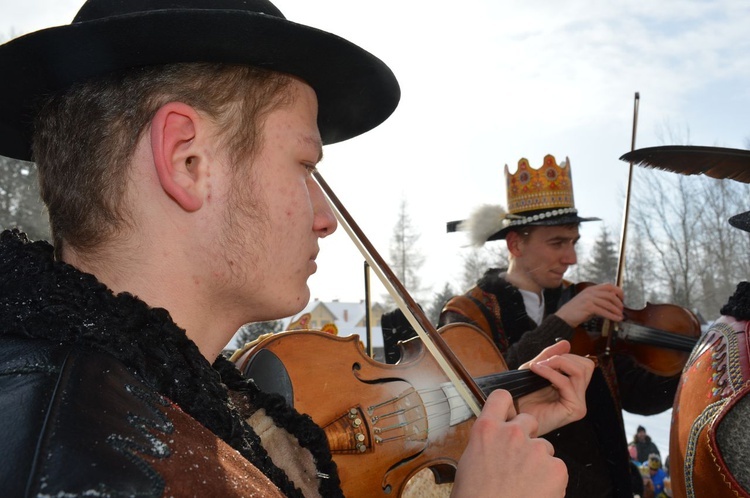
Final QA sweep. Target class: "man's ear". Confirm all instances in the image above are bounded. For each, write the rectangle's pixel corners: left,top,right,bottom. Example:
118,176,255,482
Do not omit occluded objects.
150,102,207,212
506,231,523,257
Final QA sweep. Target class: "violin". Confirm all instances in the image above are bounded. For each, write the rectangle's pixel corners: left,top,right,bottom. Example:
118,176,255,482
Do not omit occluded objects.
567,94,701,377
569,281,701,376
233,323,550,497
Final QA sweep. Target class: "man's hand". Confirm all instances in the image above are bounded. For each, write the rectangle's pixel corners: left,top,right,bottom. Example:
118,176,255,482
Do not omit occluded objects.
515,340,595,435
555,282,624,327
451,390,568,498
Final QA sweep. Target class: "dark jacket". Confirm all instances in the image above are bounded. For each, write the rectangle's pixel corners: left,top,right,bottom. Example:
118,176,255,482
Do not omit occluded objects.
0,230,341,497
439,268,680,498
633,437,661,463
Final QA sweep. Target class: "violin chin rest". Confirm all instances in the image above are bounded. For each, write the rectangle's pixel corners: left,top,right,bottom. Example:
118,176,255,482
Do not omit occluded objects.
243,349,294,407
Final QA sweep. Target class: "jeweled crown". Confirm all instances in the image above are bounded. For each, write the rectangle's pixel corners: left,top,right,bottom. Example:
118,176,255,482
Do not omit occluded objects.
505,154,575,216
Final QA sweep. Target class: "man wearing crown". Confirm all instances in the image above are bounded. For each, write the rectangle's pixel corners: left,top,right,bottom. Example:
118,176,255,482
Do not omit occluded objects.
439,154,680,498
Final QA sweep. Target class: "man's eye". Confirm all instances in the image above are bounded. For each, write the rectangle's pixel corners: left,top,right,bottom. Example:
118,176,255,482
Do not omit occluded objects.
303,163,317,174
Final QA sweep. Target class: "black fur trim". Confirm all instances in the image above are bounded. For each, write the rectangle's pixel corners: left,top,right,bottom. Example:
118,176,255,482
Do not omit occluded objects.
721,282,750,320
0,229,341,497
476,268,541,344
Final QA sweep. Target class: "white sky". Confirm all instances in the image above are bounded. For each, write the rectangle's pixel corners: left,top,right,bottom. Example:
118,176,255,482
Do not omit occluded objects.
3,0,750,308
5,0,704,453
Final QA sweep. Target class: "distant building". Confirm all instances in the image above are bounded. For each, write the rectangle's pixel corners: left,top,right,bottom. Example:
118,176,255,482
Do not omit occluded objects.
285,299,386,361
228,299,388,362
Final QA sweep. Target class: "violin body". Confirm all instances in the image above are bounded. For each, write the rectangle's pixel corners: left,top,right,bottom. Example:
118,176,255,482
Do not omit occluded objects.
570,282,702,376
234,323,509,497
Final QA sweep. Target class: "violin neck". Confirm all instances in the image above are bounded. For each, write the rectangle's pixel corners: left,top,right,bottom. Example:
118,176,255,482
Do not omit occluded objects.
475,369,551,399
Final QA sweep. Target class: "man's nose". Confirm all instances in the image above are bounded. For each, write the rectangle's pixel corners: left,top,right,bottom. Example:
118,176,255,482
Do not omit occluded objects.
311,179,337,238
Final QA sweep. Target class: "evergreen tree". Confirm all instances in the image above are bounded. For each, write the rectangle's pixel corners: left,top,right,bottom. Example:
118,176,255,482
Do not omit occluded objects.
426,282,456,325
387,199,425,303
582,225,618,284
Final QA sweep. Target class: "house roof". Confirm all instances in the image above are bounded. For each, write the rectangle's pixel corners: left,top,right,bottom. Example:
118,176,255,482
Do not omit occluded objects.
286,299,383,347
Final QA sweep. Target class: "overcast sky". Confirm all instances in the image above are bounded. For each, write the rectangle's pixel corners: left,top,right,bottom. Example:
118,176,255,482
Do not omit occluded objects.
4,0,750,307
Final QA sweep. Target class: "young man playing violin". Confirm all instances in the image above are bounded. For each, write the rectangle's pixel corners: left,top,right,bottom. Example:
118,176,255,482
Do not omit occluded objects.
0,2,594,497
440,154,680,498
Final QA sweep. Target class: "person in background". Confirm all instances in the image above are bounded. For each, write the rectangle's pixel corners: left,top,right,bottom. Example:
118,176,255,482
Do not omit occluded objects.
438,154,682,498
632,425,661,463
646,454,668,498
0,1,594,496
639,465,656,498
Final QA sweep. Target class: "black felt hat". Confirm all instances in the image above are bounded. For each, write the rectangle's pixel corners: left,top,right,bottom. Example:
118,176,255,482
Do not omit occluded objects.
620,145,750,233
0,0,401,161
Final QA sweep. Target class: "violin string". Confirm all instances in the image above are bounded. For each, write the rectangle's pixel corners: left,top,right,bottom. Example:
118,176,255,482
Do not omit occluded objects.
618,323,697,351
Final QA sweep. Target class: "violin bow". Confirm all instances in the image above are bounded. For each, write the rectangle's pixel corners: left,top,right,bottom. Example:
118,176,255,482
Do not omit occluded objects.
364,261,373,358
603,92,640,354
314,171,485,416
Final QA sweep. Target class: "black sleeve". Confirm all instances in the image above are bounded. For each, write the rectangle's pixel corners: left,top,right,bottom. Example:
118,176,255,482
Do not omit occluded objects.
504,315,575,369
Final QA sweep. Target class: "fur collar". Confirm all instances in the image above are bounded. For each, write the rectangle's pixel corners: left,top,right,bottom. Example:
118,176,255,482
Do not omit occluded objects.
476,268,565,343
721,281,750,321
0,229,341,497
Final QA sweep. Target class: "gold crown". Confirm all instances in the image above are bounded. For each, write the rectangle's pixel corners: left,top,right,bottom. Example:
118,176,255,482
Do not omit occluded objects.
505,154,575,216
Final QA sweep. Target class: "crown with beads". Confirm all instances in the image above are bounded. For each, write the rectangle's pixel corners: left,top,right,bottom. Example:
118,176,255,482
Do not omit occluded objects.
506,154,574,215
447,154,598,244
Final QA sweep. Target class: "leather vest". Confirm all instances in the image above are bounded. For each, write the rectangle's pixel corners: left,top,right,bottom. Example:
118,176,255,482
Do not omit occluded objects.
0,336,287,498
670,316,750,498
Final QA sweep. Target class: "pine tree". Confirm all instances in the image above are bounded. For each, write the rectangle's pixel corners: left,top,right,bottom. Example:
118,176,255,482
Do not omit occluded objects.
387,199,425,303
581,225,618,284
426,282,456,325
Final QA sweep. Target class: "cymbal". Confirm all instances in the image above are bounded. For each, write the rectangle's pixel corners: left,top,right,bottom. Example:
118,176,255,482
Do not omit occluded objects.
619,145,750,184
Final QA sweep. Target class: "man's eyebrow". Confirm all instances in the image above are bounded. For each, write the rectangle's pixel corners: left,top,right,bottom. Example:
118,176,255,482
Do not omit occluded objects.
546,235,580,243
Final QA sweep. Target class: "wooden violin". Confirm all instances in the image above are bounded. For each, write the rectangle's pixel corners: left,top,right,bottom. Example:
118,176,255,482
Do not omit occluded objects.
572,93,702,377
569,281,701,376
233,323,550,497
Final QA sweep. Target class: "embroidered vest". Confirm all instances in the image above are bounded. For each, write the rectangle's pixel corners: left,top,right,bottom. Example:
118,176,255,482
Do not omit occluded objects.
670,316,750,498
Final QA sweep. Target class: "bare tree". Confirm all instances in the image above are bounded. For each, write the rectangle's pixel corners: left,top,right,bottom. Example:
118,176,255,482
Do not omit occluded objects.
460,245,505,292
630,167,750,320
632,171,703,310
622,224,656,309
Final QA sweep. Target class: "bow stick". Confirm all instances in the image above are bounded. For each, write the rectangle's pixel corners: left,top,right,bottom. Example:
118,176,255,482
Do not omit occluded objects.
602,92,640,354
314,171,485,416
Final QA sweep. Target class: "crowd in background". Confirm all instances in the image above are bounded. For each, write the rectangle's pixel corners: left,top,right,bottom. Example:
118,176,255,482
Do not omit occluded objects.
629,426,671,498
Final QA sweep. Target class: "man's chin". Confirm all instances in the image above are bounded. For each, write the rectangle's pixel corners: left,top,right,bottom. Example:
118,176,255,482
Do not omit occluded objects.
546,276,565,288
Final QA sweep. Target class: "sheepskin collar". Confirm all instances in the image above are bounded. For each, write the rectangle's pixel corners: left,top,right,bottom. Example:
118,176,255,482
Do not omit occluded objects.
0,229,342,497
721,281,750,321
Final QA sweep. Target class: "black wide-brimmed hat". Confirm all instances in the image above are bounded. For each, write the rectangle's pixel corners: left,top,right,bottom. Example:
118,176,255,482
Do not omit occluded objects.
447,154,599,245
620,145,750,233
0,0,401,161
